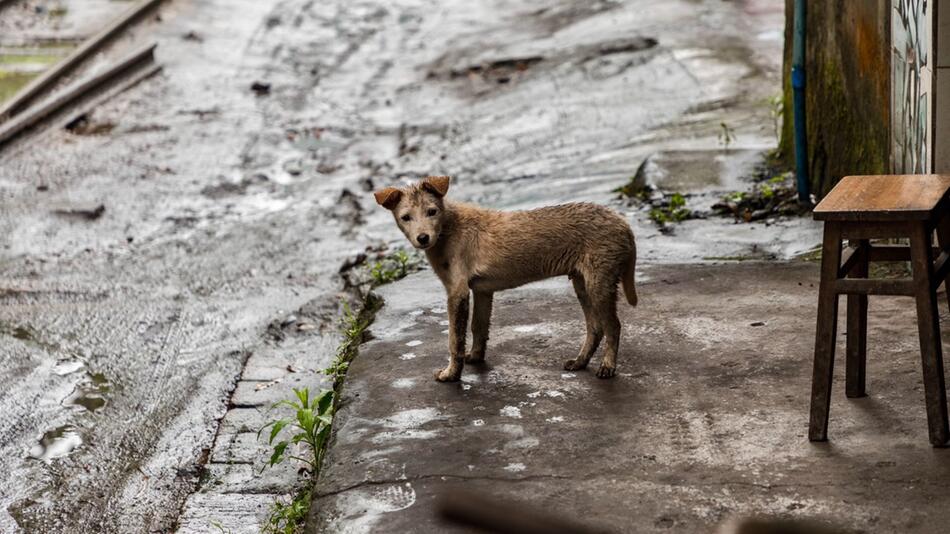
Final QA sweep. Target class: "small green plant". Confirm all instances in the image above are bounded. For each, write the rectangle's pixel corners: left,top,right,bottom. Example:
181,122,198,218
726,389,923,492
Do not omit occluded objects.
259,387,334,473
369,249,411,287
648,192,691,225
718,122,735,149
761,184,774,199
725,191,746,203
209,520,233,534
323,300,374,380
263,490,312,534
767,93,784,141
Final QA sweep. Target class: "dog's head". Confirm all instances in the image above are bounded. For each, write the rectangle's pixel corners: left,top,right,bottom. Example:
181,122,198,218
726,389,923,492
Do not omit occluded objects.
374,176,450,250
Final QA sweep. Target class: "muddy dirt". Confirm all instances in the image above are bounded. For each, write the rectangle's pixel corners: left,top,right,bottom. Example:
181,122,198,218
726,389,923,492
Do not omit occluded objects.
0,0,817,532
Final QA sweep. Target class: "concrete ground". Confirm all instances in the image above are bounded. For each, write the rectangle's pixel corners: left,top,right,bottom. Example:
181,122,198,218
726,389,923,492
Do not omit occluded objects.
0,0,820,531
309,261,950,533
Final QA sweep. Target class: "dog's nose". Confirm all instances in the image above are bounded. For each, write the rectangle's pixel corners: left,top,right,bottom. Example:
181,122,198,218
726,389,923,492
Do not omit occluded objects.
417,233,430,246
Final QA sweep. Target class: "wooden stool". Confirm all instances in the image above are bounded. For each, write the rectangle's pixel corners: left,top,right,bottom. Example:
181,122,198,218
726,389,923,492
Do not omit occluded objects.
810,175,950,447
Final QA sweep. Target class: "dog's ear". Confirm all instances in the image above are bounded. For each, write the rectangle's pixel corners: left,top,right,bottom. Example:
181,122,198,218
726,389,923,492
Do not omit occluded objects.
374,187,403,210
421,175,450,198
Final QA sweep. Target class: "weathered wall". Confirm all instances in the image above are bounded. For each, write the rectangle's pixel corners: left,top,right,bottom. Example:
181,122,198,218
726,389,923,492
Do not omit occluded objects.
781,0,890,198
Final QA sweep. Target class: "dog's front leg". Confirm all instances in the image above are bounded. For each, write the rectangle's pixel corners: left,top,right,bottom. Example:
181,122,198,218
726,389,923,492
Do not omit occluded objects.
435,288,469,382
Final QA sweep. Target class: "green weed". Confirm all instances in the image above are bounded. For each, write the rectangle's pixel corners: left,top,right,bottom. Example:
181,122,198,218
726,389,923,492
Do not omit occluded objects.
369,249,411,287
263,489,311,534
259,387,334,473
767,93,784,142
718,122,735,149
323,296,379,381
649,192,691,225
258,388,335,534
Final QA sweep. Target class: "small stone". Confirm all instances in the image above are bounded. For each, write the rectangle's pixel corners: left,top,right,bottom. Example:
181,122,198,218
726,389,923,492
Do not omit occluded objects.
250,81,271,95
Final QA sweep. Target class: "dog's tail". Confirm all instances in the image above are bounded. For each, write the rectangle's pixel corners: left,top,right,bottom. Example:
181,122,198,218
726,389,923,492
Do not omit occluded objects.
621,237,638,307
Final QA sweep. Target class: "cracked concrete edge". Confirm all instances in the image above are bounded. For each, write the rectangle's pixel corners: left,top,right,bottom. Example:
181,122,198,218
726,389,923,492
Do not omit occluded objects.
176,327,340,533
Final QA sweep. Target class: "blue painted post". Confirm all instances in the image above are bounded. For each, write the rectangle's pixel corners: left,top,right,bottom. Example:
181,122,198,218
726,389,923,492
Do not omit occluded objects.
792,0,811,203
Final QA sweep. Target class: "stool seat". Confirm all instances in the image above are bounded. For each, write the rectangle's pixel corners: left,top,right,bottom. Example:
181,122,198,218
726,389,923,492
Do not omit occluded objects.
814,174,950,221
809,174,950,447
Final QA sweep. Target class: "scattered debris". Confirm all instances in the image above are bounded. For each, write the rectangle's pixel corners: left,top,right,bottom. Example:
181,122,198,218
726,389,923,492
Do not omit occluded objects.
711,173,807,222
254,378,282,391
750,321,766,327
250,81,271,95
338,252,367,274
282,158,303,176
53,203,105,221
446,56,543,82
182,31,203,42
593,37,658,57
64,113,115,135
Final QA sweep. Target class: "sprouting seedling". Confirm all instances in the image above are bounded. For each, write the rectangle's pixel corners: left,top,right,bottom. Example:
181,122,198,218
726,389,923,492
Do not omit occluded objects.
767,94,783,142
258,387,334,473
718,122,735,149
369,248,415,287
263,490,311,534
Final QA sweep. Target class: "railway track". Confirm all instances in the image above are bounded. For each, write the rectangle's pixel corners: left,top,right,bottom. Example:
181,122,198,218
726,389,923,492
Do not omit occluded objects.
0,0,165,147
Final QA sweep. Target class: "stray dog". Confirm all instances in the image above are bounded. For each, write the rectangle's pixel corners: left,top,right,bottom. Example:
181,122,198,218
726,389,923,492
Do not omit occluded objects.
374,176,637,382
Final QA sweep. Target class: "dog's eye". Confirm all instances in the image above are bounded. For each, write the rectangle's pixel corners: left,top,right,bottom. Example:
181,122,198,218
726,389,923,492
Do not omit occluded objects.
401,214,411,222
426,208,438,217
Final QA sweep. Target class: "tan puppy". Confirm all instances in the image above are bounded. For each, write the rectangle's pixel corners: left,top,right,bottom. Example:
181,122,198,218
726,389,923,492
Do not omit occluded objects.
374,176,638,382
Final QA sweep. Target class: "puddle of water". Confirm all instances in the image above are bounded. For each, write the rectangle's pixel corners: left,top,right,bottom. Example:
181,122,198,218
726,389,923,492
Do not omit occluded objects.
28,425,82,463
0,44,74,105
52,359,85,376
3,324,34,341
63,371,111,413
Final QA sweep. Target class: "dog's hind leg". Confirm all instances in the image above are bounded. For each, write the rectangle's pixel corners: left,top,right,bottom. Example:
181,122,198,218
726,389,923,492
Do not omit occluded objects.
589,279,620,379
564,275,603,371
467,291,493,363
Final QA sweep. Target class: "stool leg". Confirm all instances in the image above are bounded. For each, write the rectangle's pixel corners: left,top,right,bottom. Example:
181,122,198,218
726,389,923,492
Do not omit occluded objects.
936,214,950,314
810,223,842,442
846,240,869,398
909,223,950,447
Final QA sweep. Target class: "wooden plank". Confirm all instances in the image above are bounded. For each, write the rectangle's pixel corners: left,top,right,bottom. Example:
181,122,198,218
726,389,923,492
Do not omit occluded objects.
846,239,869,398
814,175,950,221
835,278,916,296
839,221,915,239
809,223,842,442
0,43,155,147
0,0,165,122
838,246,857,278
909,222,950,446
868,244,911,261
931,251,950,290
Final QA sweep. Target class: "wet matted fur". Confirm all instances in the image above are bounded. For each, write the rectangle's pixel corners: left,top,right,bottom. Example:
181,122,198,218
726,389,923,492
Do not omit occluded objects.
374,176,638,382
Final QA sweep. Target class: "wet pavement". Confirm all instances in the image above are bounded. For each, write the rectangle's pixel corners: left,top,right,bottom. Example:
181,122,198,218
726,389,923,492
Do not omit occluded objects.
310,264,950,533
0,0,821,532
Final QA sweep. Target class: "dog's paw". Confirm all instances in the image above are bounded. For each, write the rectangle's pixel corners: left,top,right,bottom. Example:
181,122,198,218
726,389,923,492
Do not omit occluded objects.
434,367,461,382
595,365,616,379
564,358,588,371
464,351,485,364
